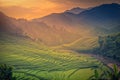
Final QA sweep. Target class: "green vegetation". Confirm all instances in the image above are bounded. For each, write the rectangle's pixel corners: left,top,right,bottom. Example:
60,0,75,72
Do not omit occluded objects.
54,36,99,51
89,69,102,80
0,34,102,80
0,64,16,80
89,64,120,80
97,32,120,61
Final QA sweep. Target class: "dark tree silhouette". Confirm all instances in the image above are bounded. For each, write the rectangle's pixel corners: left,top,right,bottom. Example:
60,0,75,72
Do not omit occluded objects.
0,64,16,80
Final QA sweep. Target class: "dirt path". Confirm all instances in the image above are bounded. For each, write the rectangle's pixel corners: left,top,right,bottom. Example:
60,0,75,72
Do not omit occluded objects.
89,54,120,71
68,50,120,70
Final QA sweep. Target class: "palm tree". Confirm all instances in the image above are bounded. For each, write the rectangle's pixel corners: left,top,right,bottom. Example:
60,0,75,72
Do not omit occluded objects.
89,64,120,80
0,64,16,80
106,64,120,80
89,69,103,80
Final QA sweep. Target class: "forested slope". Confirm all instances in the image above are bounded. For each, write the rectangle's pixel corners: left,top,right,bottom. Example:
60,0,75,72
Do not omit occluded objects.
96,32,120,61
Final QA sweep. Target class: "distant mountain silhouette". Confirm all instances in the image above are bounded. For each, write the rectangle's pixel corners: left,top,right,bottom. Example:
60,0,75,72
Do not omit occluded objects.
77,3,120,31
65,7,86,14
0,12,86,46
0,3,120,46
0,12,22,34
33,3,120,34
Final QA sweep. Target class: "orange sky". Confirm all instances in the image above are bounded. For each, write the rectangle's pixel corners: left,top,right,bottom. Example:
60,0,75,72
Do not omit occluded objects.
0,0,120,19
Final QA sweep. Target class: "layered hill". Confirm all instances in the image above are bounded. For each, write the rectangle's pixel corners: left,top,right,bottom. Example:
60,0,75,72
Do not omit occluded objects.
65,7,86,14
0,12,93,46
77,3,120,34
0,3,120,47
34,3,120,34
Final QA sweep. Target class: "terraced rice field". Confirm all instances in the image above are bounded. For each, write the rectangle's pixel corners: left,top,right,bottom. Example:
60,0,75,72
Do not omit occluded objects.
0,35,102,80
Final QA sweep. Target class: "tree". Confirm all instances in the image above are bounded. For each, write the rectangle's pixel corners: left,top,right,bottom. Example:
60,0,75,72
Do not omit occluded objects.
106,64,120,80
0,64,16,80
89,64,120,80
89,69,103,80
97,33,120,61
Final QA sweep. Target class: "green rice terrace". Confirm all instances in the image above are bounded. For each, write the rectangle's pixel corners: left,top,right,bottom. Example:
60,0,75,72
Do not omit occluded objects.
0,34,106,80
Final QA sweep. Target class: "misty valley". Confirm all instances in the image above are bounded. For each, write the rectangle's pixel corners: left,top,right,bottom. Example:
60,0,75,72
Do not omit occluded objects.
0,3,120,80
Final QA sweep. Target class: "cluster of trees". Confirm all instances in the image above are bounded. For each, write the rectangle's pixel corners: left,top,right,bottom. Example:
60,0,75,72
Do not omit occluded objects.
89,64,120,80
0,64,16,80
98,32,120,61
89,32,120,80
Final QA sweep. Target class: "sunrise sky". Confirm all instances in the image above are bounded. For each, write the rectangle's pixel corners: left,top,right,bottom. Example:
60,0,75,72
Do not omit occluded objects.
0,0,120,19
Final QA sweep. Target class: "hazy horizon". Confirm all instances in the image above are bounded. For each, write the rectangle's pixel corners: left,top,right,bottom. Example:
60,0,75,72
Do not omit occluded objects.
0,1,120,80
0,0,120,19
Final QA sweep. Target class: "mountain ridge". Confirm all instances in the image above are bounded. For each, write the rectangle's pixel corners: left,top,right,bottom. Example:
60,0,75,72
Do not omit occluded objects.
65,7,86,14
0,3,120,46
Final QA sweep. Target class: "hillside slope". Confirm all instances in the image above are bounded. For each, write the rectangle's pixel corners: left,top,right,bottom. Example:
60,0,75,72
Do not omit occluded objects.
0,3,120,47
0,11,94,46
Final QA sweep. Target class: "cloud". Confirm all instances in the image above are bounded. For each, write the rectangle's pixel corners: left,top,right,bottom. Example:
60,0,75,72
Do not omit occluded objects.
0,5,65,19
49,0,120,4
49,0,120,8
0,0,120,19
0,6,34,18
